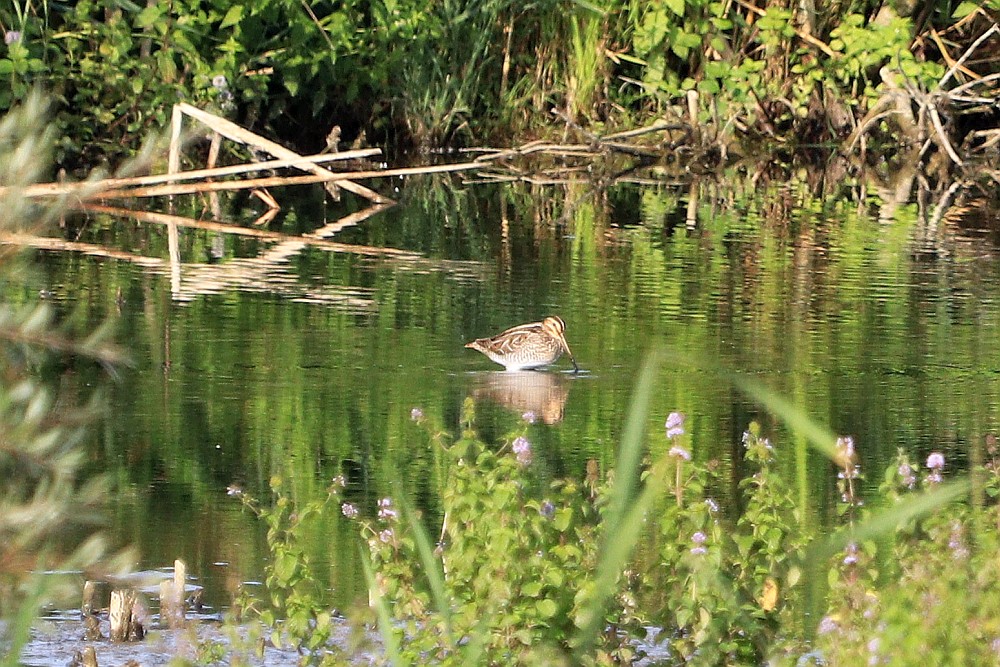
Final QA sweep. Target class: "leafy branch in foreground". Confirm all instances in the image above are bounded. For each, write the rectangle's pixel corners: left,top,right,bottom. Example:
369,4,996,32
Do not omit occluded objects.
0,94,131,665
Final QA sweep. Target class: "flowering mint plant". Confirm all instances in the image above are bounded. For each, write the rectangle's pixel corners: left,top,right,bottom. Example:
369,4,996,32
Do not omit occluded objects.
345,399,642,664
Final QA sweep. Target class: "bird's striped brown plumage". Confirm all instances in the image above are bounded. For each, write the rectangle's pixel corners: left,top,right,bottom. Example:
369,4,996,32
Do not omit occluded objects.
465,316,579,372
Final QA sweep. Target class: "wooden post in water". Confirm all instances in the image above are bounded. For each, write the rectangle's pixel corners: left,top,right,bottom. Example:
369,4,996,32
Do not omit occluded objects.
159,558,187,628
69,646,98,667
81,580,102,641
109,589,144,642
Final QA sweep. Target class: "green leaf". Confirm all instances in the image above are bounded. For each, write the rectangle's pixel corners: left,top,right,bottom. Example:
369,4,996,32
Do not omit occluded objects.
135,5,163,28
951,0,978,16
537,599,558,618
664,0,686,16
220,5,244,29
274,552,298,582
0,60,13,76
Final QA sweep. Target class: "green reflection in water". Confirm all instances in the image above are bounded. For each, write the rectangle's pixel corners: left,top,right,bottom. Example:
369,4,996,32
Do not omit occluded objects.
35,174,1000,612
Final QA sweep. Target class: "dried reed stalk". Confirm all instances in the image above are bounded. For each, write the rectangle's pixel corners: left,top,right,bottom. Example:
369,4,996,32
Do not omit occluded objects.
172,103,390,203
6,149,382,199
93,161,483,199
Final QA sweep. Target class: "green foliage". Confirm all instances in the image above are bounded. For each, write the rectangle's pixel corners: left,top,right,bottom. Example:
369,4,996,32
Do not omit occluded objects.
354,398,643,665
627,0,949,140
0,0,359,162
226,383,1000,665
650,419,811,663
816,451,1000,665
232,475,345,663
0,0,985,158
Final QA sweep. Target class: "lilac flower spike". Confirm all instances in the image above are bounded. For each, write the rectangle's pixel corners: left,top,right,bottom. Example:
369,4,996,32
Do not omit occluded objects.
665,412,686,439
668,446,691,461
341,502,359,519
378,498,398,520
512,436,533,465
926,452,945,484
690,531,707,555
897,462,916,489
4,31,21,45
521,411,537,424
843,542,859,566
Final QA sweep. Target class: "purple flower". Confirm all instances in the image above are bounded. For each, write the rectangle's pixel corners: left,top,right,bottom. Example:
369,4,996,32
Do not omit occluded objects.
212,74,228,90
705,498,719,513
378,497,397,520
665,412,685,439
521,411,537,424
378,529,394,543
898,462,916,488
818,616,838,635
512,436,532,465
539,500,555,519
668,446,691,461
690,531,707,555
341,502,358,519
926,452,945,484
410,407,424,421
949,521,968,559
226,484,243,497
843,542,859,566
867,637,881,664
4,31,21,45
692,531,707,545
331,475,346,488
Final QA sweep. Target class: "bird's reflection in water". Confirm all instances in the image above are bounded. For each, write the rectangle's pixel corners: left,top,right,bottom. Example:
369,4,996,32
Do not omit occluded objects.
470,371,570,424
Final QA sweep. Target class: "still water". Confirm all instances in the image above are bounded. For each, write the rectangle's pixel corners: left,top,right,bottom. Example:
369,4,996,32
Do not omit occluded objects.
34,173,1000,616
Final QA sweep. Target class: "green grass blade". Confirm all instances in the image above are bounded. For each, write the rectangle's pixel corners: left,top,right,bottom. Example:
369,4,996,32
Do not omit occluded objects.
605,349,660,525
361,548,405,667
400,496,453,640
574,351,660,657
660,349,841,460
730,375,840,460
816,478,971,558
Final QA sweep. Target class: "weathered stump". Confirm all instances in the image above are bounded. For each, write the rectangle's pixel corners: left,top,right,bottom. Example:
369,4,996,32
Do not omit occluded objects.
109,589,144,642
69,646,98,667
81,580,103,641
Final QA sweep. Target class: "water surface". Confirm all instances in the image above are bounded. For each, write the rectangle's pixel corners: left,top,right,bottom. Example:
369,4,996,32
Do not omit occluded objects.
32,172,1000,617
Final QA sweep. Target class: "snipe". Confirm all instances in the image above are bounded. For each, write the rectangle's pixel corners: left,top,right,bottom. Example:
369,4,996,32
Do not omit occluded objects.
465,316,579,372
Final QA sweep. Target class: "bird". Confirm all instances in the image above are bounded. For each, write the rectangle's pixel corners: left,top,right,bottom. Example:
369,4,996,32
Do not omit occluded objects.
465,316,580,372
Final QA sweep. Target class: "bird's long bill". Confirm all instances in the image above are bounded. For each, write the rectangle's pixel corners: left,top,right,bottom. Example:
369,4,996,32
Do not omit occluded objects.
559,334,580,373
